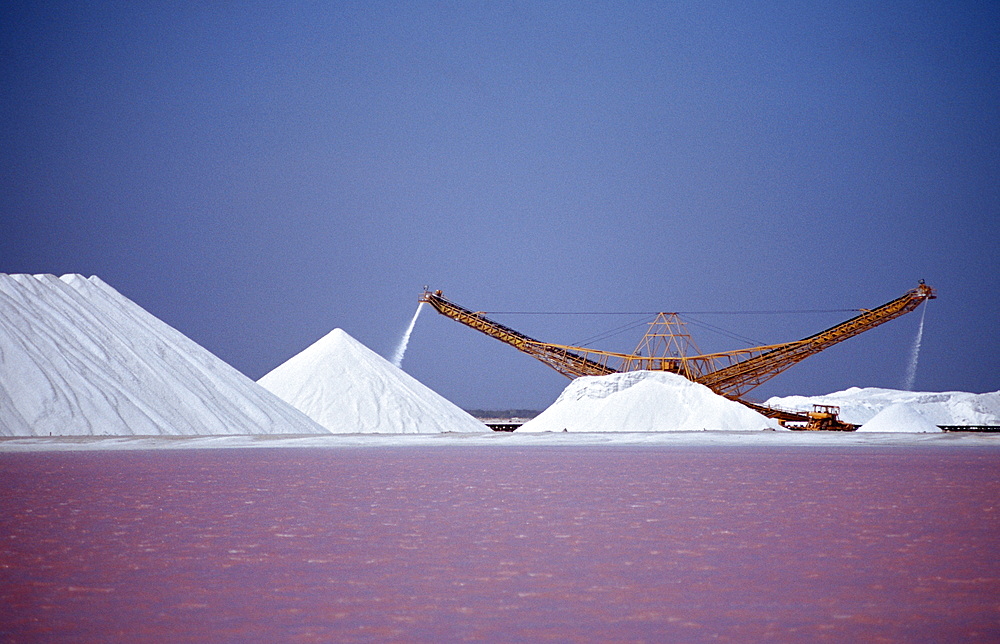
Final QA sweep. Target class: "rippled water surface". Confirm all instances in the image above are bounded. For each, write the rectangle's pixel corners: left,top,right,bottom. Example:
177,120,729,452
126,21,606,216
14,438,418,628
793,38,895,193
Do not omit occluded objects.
2,445,998,641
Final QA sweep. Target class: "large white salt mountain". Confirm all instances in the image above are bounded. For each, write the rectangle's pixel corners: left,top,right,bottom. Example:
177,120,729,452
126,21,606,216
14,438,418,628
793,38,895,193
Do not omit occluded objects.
766,387,1000,426
0,274,328,436
857,403,943,433
258,328,486,434
517,370,778,433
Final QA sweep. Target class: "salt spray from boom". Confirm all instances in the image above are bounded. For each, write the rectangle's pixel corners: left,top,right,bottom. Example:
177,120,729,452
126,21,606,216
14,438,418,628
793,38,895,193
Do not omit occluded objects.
391,302,426,368
902,302,927,391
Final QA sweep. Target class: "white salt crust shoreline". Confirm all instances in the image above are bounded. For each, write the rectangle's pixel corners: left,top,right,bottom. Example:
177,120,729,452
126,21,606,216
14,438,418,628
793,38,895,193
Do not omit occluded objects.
1,431,997,452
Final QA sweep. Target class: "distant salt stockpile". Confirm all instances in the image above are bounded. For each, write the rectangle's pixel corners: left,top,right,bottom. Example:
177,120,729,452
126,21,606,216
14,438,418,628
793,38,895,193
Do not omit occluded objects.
516,371,778,433
0,274,328,436
857,403,943,433
258,328,486,434
766,387,1000,426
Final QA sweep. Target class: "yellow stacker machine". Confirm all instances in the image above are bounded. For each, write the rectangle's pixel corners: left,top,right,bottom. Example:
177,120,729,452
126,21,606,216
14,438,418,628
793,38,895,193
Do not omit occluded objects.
419,283,936,430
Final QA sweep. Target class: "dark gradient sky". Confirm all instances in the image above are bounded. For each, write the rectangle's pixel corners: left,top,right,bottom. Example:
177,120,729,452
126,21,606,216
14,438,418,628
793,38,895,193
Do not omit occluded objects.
3,2,998,409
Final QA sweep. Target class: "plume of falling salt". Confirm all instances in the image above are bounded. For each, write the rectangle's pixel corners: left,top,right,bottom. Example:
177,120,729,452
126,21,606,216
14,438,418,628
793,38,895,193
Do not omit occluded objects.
902,303,927,391
391,302,426,368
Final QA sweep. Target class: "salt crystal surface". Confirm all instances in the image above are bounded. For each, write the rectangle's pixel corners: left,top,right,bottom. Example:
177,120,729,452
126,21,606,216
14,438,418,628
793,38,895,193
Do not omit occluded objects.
0,274,327,436
517,371,778,432
857,403,944,433
258,328,486,434
766,387,1000,425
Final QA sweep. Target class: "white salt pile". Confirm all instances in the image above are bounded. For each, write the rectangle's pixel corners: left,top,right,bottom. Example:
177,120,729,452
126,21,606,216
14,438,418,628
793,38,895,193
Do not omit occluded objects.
516,371,778,433
0,274,327,436
766,387,1000,426
258,328,486,434
857,403,943,433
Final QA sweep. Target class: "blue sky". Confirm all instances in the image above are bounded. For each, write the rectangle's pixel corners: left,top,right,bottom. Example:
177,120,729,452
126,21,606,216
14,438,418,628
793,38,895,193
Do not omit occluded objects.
3,1,998,409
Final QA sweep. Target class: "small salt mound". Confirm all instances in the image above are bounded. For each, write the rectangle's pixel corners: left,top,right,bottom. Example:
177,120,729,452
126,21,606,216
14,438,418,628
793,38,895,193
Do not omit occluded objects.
516,371,777,433
857,403,943,433
766,387,1000,426
0,274,327,436
258,328,486,434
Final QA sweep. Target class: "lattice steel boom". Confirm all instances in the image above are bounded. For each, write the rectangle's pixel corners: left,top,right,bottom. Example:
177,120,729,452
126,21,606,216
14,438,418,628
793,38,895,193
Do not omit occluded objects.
419,283,936,408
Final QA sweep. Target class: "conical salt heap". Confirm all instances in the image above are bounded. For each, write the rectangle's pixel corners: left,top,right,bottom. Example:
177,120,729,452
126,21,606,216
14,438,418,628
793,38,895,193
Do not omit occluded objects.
857,403,943,433
0,274,327,436
258,328,486,434
517,370,777,432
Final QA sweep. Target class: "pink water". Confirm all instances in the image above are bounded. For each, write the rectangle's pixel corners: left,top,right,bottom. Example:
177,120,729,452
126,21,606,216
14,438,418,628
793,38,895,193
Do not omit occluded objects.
2,446,998,641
